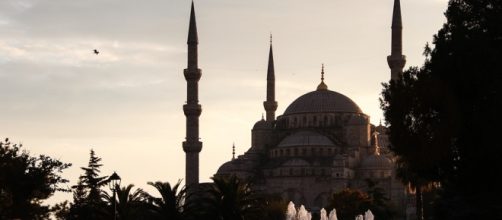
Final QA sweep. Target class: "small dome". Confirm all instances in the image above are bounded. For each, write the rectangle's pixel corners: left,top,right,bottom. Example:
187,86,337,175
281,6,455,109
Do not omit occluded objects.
278,131,334,147
284,90,362,116
217,161,237,174
361,154,392,169
253,119,273,130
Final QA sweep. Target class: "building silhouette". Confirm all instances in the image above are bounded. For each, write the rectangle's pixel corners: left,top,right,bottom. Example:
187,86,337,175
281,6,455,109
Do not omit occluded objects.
183,0,411,216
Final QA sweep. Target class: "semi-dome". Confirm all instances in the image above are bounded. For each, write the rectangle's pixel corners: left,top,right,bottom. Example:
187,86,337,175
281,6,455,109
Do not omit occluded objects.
253,118,273,130
284,90,362,116
278,131,335,147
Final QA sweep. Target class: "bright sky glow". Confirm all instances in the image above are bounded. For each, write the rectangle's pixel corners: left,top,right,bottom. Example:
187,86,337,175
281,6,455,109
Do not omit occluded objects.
0,0,449,204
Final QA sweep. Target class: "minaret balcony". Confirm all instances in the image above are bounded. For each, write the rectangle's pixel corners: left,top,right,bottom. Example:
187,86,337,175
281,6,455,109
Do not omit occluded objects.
387,55,406,69
183,140,202,153
183,104,202,116
184,68,202,81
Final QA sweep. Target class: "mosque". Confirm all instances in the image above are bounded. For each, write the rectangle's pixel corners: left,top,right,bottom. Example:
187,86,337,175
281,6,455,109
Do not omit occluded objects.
181,0,411,216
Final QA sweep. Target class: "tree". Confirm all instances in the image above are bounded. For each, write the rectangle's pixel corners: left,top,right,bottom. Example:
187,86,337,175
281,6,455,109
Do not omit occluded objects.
200,175,261,220
381,0,502,219
144,180,187,220
365,179,397,220
257,195,288,220
326,188,371,220
0,138,71,219
103,184,150,220
51,201,71,220
68,149,110,219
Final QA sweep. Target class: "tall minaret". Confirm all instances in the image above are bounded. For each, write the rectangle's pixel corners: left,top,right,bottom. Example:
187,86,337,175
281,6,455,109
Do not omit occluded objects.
263,35,278,122
387,0,406,81
183,1,202,187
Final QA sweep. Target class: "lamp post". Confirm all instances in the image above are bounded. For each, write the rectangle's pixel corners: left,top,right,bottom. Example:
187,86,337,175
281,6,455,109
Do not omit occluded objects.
108,172,121,220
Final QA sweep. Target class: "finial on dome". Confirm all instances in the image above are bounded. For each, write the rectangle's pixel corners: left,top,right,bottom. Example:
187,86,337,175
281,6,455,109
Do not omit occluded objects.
321,63,325,82
270,33,272,45
261,113,265,120
232,142,236,160
317,63,328,91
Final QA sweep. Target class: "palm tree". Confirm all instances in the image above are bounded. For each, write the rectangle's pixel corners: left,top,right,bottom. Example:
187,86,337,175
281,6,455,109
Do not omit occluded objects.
201,175,260,220
144,180,186,220
104,184,149,220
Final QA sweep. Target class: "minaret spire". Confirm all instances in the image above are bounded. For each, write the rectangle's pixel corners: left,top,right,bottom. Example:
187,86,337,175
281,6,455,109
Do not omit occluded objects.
387,0,406,81
183,1,202,187
263,34,278,122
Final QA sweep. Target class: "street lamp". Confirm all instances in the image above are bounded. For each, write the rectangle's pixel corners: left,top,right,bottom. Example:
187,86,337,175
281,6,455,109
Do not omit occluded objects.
108,172,121,220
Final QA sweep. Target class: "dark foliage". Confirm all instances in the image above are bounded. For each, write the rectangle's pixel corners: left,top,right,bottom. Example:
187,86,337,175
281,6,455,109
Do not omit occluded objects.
0,138,71,219
255,194,288,220
51,201,71,220
68,149,110,220
381,0,502,219
326,188,371,220
365,179,397,220
196,175,262,220
103,184,152,220
142,180,186,220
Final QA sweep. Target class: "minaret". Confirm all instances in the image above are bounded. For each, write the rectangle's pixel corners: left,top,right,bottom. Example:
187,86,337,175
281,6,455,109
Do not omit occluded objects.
387,0,406,81
183,1,202,187
263,35,278,122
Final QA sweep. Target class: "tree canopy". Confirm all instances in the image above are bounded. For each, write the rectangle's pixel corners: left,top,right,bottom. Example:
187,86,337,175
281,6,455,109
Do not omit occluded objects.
0,138,71,219
381,0,502,219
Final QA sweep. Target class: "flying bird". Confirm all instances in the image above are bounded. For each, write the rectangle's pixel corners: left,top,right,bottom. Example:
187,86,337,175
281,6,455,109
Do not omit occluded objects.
93,49,99,55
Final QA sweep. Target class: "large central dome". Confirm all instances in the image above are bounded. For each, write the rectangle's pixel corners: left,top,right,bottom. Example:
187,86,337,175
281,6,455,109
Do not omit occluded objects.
284,89,362,115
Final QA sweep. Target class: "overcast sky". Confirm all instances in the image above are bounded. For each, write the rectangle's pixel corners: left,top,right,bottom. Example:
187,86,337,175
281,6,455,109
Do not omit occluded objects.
0,0,448,204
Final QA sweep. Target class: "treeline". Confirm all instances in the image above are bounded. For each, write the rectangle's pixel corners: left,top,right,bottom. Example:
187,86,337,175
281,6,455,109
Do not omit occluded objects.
1,139,397,220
